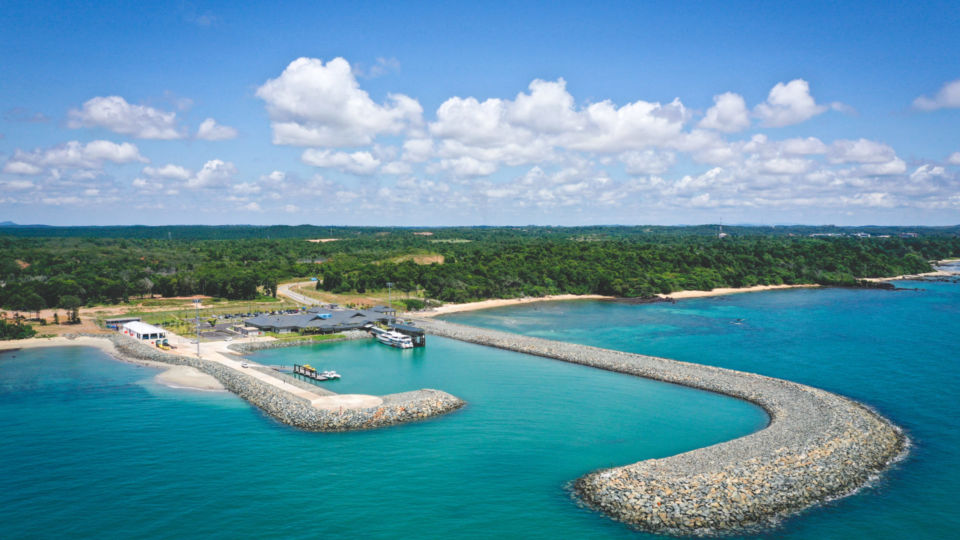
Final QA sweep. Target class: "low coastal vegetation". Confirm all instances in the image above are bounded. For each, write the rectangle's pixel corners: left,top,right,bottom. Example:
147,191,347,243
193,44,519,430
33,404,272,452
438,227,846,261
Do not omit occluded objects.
0,317,36,340
1,224,958,311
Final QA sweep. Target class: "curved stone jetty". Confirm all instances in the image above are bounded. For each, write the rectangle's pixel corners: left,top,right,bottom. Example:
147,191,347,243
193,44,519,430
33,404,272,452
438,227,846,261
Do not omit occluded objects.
78,334,464,432
414,318,906,536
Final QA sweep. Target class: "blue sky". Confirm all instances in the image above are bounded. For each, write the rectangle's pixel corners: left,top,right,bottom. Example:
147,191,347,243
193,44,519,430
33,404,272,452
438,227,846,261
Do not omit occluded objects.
1,0,959,226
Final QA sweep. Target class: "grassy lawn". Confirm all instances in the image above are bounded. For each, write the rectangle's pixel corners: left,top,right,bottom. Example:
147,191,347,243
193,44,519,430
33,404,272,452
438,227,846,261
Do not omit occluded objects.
264,332,347,341
290,283,428,309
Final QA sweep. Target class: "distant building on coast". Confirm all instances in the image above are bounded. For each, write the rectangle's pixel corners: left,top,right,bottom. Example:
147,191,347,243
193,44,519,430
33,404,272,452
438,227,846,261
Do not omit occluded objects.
121,321,166,341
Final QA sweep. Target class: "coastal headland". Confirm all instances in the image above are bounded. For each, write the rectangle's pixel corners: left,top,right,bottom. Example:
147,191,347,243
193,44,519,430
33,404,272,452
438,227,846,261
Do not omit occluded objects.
413,318,906,536
0,334,464,431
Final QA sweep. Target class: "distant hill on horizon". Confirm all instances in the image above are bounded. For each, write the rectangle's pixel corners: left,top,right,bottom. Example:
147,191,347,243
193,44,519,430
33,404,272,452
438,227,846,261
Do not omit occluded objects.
0,223,957,240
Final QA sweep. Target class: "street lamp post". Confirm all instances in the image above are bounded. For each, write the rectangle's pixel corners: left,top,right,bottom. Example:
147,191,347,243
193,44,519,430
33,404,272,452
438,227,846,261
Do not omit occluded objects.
386,282,394,324
193,299,201,358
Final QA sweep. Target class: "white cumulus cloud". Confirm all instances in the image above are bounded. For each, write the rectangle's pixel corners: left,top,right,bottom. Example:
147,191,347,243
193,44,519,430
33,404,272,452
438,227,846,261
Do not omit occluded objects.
256,57,422,146
754,79,829,127
699,92,750,133
3,161,43,175
132,178,164,191
68,96,183,139
196,118,238,140
381,161,413,175
143,164,192,180
947,152,960,165
187,159,237,189
8,140,146,172
436,157,497,178
913,79,960,111
620,150,676,175
828,139,898,164
1,179,36,191
302,149,381,175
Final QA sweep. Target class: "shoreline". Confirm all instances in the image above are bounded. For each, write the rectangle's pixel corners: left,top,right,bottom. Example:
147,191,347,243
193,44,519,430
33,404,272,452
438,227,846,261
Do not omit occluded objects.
0,335,225,390
414,285,820,317
412,265,960,317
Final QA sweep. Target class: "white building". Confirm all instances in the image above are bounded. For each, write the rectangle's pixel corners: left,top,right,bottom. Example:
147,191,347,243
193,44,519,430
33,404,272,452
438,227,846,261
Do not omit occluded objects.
122,321,166,341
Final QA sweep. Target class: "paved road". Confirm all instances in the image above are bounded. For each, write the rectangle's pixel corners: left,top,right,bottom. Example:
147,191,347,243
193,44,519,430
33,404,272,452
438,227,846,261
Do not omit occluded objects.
277,281,321,305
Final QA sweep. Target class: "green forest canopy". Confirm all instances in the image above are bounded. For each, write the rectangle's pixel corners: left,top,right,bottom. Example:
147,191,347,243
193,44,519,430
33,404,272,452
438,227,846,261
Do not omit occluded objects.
1,225,958,309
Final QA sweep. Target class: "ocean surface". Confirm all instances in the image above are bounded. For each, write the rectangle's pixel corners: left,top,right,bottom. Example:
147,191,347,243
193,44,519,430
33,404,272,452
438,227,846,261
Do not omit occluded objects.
1,277,956,539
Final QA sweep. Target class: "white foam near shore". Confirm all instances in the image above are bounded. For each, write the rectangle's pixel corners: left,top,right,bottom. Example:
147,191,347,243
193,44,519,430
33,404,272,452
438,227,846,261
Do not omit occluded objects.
155,365,225,391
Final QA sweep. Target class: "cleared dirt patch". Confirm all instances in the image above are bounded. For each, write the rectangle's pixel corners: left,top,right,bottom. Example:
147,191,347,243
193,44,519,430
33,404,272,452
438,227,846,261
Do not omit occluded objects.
389,253,445,265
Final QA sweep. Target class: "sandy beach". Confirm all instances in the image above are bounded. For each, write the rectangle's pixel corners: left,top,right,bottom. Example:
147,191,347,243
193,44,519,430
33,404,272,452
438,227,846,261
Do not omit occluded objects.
412,265,960,317
415,294,616,317
657,283,820,299
413,285,822,317
0,336,224,391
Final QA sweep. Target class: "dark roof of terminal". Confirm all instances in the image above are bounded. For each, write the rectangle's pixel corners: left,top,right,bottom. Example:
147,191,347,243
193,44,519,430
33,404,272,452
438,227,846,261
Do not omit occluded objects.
245,308,390,330
390,323,424,335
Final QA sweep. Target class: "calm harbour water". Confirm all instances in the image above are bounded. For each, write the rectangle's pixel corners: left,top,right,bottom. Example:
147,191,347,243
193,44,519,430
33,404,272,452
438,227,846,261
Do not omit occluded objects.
1,278,956,538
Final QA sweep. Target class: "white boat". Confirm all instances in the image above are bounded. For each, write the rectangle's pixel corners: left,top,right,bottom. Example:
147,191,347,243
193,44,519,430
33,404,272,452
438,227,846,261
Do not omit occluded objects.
376,330,414,349
321,370,341,379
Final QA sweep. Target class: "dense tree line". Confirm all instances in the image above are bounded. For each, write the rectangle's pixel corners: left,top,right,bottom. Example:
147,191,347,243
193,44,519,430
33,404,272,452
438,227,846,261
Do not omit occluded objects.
318,236,956,302
1,227,958,309
0,237,299,309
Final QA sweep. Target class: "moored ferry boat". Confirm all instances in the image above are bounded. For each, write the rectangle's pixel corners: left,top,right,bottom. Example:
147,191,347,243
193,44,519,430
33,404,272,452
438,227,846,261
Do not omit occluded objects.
375,330,414,349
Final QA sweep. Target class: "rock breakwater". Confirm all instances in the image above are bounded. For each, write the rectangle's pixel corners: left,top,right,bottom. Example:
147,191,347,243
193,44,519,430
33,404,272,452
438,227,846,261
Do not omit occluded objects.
413,319,906,536
70,334,464,432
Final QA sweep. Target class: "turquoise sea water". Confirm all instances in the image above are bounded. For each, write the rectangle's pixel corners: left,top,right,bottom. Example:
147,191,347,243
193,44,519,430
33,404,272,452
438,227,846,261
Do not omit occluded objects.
1,280,956,539
0,342,763,539
444,280,960,539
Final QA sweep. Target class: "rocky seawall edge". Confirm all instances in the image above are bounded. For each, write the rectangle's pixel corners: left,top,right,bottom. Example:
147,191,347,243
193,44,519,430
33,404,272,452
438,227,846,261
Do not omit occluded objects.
68,334,464,432
413,318,906,536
